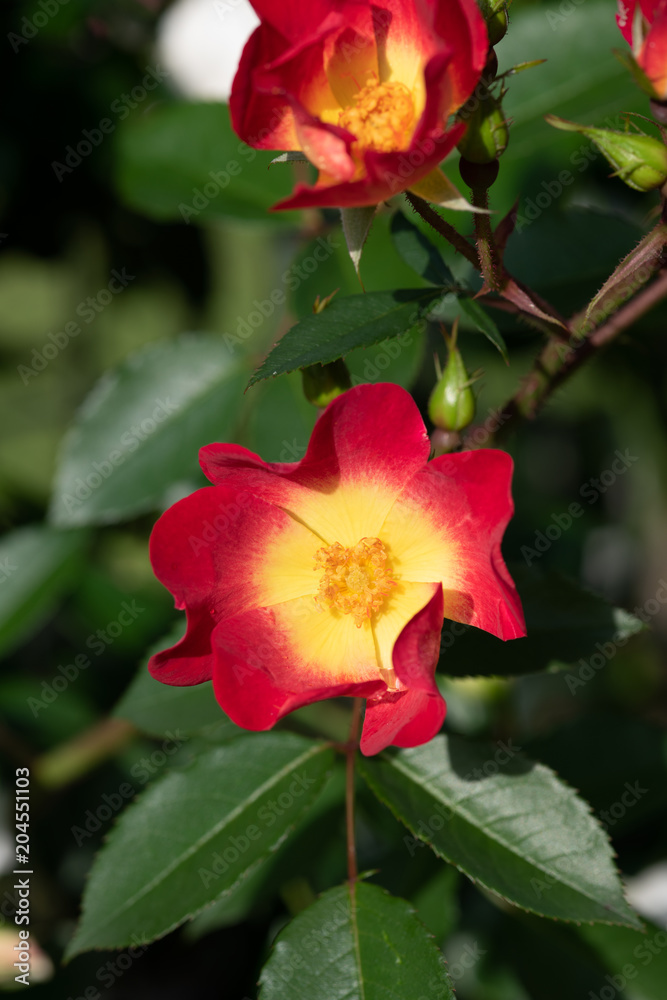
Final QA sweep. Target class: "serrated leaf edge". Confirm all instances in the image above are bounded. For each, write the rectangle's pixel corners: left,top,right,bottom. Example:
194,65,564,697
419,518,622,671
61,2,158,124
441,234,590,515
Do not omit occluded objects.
359,745,642,930
67,738,333,958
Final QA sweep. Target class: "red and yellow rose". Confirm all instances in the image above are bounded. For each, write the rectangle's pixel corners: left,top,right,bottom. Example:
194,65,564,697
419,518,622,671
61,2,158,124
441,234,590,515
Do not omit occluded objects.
229,0,489,209
148,384,525,755
617,0,667,99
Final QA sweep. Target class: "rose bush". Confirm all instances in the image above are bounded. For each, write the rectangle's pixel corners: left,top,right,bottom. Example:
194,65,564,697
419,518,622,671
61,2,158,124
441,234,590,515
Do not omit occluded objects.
229,0,489,209
148,383,525,754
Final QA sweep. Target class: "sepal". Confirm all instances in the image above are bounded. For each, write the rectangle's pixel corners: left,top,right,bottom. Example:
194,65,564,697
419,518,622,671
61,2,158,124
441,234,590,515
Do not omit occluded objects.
410,167,487,212
340,204,378,278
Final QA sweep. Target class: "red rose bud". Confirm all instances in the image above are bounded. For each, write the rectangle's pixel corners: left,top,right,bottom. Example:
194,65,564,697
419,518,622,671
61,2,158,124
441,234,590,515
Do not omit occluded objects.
302,360,352,408
428,329,477,432
457,92,509,164
229,0,489,210
546,115,667,191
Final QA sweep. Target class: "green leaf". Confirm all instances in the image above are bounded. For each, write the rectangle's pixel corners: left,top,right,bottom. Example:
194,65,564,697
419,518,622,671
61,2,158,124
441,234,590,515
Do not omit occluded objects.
439,570,646,678
187,764,347,940
115,102,299,225
457,297,509,363
66,732,334,956
248,288,445,386
113,625,242,740
527,715,667,837
0,525,87,659
258,881,455,1000
358,734,641,929
386,213,507,361
491,907,630,1000
411,866,460,943
185,860,271,938
346,327,426,391
578,919,667,999
390,211,456,287
48,334,247,527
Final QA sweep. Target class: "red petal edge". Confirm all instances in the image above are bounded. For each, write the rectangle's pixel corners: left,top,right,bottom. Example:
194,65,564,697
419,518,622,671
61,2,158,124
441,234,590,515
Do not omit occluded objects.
360,585,446,755
200,383,431,503
210,606,385,730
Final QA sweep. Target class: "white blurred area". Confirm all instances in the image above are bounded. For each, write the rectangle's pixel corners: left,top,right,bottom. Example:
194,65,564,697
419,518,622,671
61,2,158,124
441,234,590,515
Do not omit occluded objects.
156,0,259,102
625,862,667,929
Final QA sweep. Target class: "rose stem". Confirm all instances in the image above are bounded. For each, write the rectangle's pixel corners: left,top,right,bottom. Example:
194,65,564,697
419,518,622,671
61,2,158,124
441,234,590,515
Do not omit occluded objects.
486,269,667,444
471,184,504,291
346,698,363,885
405,191,481,271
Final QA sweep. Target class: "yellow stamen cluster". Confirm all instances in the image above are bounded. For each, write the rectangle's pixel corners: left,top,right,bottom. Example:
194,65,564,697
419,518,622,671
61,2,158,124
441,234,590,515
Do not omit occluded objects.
314,537,395,627
337,81,415,153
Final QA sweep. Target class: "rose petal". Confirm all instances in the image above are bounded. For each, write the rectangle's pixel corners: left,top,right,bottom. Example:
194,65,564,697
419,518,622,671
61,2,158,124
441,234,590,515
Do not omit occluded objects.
149,485,321,620
360,586,446,754
201,383,431,543
211,603,385,729
641,0,667,97
149,603,217,686
230,22,301,150
380,449,526,640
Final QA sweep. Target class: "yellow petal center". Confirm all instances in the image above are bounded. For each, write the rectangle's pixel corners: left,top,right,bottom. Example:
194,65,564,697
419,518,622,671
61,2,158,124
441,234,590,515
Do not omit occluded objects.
314,537,396,627
337,80,415,153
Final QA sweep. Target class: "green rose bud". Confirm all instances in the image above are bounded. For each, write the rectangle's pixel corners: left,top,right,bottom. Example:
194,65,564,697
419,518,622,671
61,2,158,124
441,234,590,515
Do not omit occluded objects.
457,94,509,165
546,114,667,192
477,0,509,46
428,332,476,433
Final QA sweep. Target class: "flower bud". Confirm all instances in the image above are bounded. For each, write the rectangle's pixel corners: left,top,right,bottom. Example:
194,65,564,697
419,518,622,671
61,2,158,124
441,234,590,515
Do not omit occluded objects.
428,339,476,433
457,94,509,164
546,114,667,192
302,360,351,408
477,0,509,46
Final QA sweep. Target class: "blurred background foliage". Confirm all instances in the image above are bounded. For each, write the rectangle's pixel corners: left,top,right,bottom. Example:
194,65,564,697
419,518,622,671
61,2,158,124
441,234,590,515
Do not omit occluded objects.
1,0,667,997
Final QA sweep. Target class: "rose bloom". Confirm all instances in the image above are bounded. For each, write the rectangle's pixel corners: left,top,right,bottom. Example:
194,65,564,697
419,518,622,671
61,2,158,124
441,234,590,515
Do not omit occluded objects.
617,0,667,99
229,0,489,209
149,384,525,755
